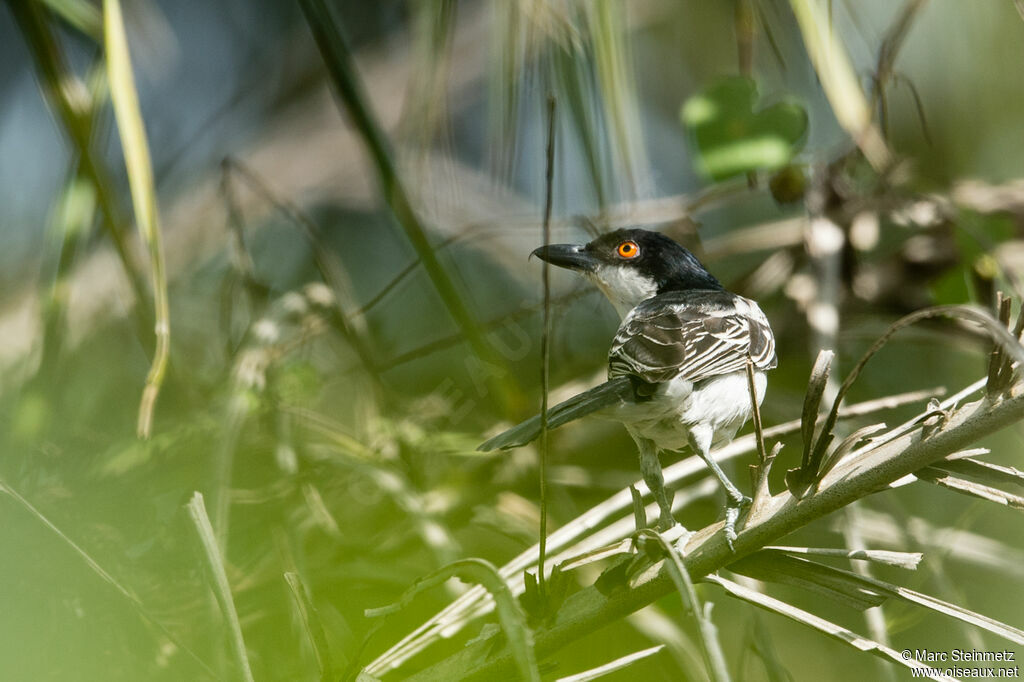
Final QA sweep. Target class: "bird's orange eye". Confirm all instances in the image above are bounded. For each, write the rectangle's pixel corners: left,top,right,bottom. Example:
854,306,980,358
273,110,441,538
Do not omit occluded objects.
616,241,639,259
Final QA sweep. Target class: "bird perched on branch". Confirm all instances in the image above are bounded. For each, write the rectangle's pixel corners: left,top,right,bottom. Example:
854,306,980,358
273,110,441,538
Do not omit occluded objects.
479,228,776,548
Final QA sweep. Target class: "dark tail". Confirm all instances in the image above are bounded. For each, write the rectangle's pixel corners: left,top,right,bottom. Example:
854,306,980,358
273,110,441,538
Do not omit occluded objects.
477,376,635,451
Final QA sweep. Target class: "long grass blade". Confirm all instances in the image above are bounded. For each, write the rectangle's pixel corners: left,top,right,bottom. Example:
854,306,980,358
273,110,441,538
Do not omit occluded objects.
365,558,539,682
297,0,514,407
744,549,1024,646
9,0,152,327
731,551,888,611
931,456,1024,489
537,95,557,593
765,546,923,570
788,0,891,170
637,529,731,682
583,0,650,197
552,33,608,207
37,168,96,374
284,572,334,682
706,575,957,681
0,478,217,678
104,0,170,438
914,467,1024,510
801,349,834,469
39,0,102,38
187,492,255,682
555,645,665,682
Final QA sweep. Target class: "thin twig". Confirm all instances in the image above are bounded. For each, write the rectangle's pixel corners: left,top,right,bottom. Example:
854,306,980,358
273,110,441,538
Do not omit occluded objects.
744,357,777,524
538,94,557,593
870,0,928,130
223,158,379,383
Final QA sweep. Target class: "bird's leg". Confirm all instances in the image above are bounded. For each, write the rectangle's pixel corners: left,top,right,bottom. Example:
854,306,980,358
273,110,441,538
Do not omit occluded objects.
688,430,750,550
636,438,676,530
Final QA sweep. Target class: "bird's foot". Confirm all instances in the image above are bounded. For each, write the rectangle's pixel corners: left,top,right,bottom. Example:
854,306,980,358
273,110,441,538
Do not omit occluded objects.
723,494,752,552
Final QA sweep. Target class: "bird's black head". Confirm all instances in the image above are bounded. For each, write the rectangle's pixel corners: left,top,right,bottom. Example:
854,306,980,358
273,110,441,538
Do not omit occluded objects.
532,228,722,315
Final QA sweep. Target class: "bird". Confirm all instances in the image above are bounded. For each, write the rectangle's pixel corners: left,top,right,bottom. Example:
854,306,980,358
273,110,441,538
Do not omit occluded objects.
478,228,776,548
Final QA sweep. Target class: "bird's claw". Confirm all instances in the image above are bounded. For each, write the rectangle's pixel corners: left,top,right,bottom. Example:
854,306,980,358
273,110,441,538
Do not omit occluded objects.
723,495,752,552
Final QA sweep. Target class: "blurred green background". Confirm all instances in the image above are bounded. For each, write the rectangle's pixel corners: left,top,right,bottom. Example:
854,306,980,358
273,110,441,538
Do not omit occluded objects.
3,0,1024,680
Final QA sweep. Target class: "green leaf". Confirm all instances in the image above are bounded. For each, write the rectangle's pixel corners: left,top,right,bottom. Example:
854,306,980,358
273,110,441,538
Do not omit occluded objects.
682,77,808,181
520,566,570,627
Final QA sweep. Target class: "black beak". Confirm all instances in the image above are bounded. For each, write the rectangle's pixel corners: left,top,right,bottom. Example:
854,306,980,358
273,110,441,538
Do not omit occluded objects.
531,243,598,272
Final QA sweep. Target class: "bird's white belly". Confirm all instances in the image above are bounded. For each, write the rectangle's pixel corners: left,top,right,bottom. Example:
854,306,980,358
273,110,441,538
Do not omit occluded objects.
613,371,767,451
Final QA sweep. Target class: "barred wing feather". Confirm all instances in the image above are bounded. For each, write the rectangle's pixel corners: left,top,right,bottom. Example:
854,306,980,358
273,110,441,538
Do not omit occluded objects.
608,290,776,385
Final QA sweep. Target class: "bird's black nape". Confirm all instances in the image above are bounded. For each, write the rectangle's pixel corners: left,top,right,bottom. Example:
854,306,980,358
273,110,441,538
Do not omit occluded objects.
587,228,723,294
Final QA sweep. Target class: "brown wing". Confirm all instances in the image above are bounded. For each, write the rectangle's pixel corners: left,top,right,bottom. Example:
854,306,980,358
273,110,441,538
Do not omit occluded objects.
608,290,776,385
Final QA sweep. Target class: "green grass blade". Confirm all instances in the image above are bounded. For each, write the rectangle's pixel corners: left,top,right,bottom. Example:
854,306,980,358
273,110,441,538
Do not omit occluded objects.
731,550,888,611
284,572,334,682
745,551,1024,647
9,0,152,328
0,477,218,679
583,0,650,197
38,0,102,38
707,574,957,681
187,492,255,682
366,558,539,682
103,0,170,438
637,529,731,682
765,546,923,570
789,0,891,170
555,644,665,682
38,168,96,373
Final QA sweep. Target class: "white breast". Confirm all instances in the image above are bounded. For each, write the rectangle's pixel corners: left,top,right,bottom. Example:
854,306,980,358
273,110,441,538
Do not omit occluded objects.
612,370,768,452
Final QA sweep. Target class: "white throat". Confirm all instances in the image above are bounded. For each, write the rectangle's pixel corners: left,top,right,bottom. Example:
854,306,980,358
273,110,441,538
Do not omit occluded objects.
587,265,658,318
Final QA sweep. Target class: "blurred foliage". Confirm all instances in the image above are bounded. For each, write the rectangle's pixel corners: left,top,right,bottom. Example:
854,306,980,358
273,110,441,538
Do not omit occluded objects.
3,0,1024,680
682,76,807,181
